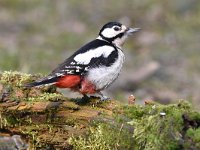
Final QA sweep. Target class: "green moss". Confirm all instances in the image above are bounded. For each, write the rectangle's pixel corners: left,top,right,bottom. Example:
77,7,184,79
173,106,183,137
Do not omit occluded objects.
0,110,32,128
4,114,19,127
0,113,9,128
65,118,77,126
69,123,133,150
0,71,66,104
184,128,200,149
20,125,41,148
26,92,63,102
124,100,200,150
0,71,32,86
185,111,200,121
128,113,182,150
67,100,200,150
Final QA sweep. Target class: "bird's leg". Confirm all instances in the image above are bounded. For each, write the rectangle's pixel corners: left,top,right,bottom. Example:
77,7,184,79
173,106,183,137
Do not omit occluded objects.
82,94,90,100
97,91,110,101
78,94,90,103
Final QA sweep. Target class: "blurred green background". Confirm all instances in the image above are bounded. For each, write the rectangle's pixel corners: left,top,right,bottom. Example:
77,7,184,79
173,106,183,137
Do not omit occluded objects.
0,0,200,108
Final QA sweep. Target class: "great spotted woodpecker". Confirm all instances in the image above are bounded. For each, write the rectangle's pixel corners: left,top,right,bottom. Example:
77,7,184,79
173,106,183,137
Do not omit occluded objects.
25,22,140,100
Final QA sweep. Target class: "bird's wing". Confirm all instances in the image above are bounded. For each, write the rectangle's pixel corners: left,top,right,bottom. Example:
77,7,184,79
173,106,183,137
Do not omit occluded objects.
49,39,118,77
25,40,118,87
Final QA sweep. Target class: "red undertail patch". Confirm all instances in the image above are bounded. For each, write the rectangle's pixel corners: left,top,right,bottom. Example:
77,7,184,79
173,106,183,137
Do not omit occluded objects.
80,79,97,94
55,75,81,88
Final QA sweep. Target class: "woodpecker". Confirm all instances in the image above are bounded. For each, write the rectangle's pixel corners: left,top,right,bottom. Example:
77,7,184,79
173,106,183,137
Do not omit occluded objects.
25,22,140,100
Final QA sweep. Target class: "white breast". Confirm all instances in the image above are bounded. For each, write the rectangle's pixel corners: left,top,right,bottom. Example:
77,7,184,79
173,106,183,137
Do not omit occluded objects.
86,48,125,90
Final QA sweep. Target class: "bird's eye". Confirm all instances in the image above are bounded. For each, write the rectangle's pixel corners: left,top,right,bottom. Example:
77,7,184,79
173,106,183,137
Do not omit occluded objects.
113,26,120,31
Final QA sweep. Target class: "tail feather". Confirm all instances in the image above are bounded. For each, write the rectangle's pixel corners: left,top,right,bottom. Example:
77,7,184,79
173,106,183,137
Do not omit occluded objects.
24,77,58,88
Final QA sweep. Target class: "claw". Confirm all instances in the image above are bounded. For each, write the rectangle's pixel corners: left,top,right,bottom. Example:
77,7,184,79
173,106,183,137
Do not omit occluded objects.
100,96,110,101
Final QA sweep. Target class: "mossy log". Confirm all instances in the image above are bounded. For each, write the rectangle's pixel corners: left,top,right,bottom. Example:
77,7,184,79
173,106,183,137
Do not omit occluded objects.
0,71,133,149
0,71,200,150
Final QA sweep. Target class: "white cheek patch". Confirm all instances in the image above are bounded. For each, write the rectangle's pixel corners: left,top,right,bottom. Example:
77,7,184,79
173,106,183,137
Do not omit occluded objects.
74,46,115,65
101,28,121,38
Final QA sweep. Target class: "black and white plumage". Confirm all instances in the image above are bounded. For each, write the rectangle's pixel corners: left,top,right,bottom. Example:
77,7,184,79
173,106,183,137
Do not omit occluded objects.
25,21,140,100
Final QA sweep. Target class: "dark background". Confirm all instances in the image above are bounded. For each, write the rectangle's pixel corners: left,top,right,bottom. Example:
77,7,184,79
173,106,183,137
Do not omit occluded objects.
0,0,200,108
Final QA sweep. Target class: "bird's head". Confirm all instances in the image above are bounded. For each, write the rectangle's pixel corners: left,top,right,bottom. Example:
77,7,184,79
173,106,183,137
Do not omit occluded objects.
98,21,140,48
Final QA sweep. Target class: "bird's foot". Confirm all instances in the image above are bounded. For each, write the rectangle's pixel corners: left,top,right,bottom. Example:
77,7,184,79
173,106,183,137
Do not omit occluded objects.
75,93,110,105
99,95,110,101
75,94,90,105
97,92,110,101
82,94,90,101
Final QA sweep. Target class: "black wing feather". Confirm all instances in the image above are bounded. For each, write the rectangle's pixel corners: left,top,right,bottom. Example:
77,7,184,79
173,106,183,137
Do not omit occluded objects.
88,49,118,68
24,76,58,87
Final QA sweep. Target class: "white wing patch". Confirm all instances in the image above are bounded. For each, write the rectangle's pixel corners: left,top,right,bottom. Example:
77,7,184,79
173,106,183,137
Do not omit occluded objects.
55,73,65,76
73,46,114,65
